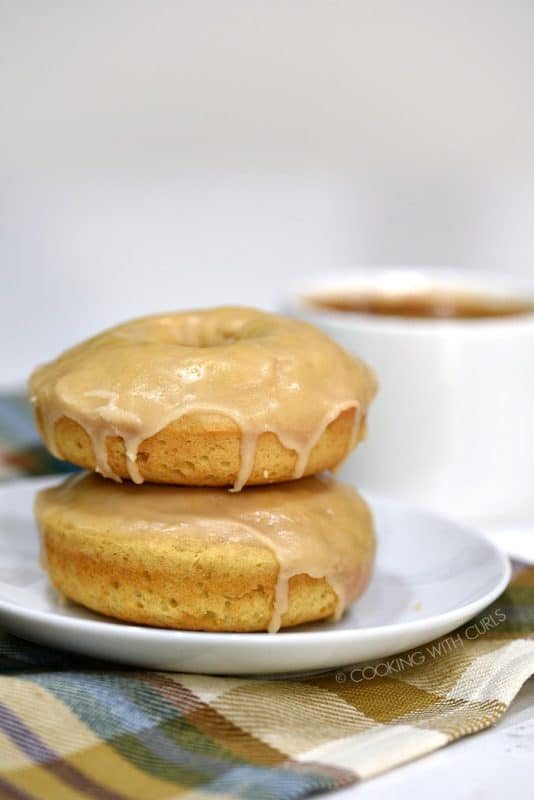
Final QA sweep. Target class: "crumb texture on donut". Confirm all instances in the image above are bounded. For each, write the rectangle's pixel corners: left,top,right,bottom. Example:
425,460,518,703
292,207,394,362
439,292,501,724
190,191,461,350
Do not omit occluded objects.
29,307,377,488
35,473,376,632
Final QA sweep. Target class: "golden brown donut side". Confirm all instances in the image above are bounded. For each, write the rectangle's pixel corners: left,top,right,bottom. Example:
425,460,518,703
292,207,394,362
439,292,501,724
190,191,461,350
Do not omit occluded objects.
34,473,376,632
36,407,365,486
39,522,374,632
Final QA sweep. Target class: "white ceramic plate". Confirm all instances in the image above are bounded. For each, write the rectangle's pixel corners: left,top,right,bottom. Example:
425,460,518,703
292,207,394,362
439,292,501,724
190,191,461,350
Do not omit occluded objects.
0,477,510,676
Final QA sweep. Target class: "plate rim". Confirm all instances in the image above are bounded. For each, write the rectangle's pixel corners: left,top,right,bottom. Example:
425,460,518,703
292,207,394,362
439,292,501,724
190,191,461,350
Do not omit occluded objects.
0,474,512,647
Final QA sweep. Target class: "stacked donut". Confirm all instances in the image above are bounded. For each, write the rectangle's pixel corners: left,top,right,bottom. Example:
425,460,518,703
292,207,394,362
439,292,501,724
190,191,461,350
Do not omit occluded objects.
31,307,377,632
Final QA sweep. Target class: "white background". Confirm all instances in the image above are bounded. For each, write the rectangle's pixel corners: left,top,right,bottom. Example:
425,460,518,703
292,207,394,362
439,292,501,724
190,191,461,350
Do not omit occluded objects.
2,1,534,384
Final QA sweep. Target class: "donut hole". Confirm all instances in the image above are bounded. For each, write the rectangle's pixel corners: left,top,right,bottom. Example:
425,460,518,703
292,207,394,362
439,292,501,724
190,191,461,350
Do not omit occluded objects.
184,332,240,348
178,332,240,348
151,314,248,349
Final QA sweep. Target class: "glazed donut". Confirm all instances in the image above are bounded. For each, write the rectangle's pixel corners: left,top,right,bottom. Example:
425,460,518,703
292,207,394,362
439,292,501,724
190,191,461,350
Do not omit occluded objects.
35,473,376,632
29,307,377,489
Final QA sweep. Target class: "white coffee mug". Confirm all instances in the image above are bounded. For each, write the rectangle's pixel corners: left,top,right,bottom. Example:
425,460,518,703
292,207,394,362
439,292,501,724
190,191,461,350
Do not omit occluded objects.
284,268,534,525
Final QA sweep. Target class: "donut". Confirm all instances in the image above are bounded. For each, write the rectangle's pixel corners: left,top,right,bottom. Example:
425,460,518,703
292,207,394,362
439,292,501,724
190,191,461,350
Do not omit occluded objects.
29,307,377,489
34,473,376,633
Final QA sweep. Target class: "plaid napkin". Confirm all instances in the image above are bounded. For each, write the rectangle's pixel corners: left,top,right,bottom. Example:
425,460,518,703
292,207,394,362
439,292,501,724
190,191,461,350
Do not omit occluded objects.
1,394,533,800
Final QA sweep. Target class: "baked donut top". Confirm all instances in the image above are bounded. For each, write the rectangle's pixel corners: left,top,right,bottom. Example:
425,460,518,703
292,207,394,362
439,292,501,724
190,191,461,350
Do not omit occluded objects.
29,307,377,489
35,473,375,632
